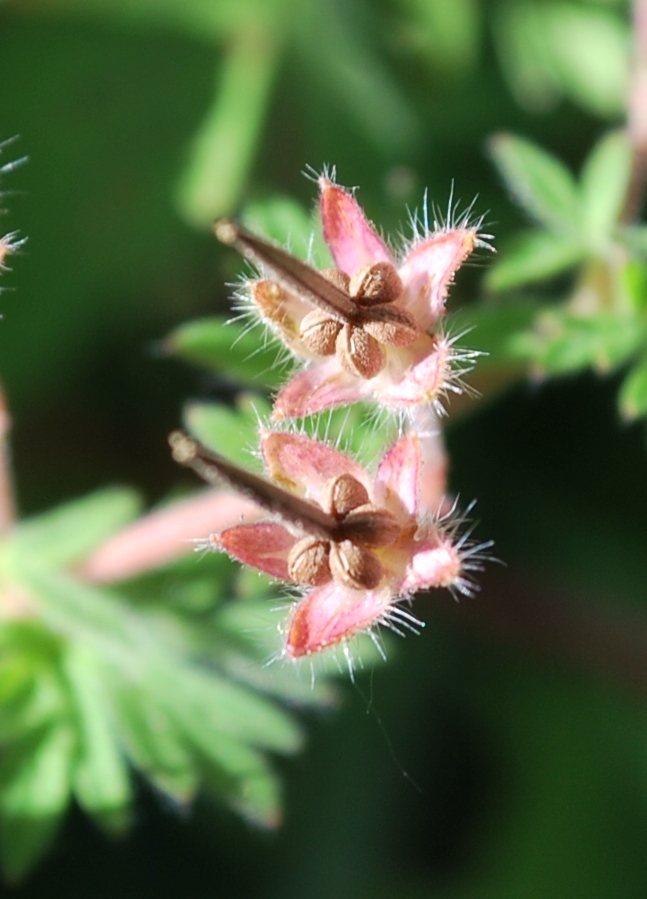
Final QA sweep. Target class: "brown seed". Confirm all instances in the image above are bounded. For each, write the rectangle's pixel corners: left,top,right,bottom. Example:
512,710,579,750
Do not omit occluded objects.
329,541,384,590
336,503,401,547
349,262,403,307
321,268,351,293
326,473,370,518
336,324,386,379
288,536,332,586
299,310,342,356
360,304,418,347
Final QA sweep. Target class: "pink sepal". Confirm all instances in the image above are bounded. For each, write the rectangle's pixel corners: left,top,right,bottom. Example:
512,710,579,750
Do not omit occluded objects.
216,522,297,580
286,582,393,657
379,339,449,406
401,539,461,592
271,358,369,420
319,178,394,275
376,434,420,517
261,430,368,507
399,229,477,331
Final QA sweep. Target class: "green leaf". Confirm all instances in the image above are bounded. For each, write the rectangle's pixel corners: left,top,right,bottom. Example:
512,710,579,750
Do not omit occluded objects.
488,133,580,231
155,663,303,755
511,309,647,374
62,645,132,836
541,3,629,118
175,31,280,226
0,725,74,882
184,395,271,468
11,487,142,569
580,130,631,242
618,353,647,420
108,683,197,803
197,735,282,827
241,195,326,265
165,315,287,389
485,229,584,292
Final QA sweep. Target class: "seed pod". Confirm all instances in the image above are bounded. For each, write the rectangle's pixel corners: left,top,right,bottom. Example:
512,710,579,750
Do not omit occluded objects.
336,503,401,547
300,310,342,356
361,304,418,348
329,540,383,590
350,262,403,307
326,473,370,518
336,324,386,379
288,536,332,586
250,280,299,339
321,268,351,293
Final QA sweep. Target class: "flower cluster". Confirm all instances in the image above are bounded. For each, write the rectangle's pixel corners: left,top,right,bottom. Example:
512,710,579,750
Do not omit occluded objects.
172,172,490,663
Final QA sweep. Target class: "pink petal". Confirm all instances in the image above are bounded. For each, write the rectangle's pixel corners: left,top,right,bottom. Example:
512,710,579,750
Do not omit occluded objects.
401,538,461,592
376,434,420,518
271,358,370,420
399,229,477,331
319,178,394,275
379,338,450,406
260,429,368,508
286,582,393,657
216,522,297,580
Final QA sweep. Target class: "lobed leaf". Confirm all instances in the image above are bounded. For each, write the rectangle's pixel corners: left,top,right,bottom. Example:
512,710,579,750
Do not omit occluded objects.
511,310,647,375
62,645,132,836
485,229,584,292
107,683,198,803
488,133,579,231
197,737,282,827
580,130,632,242
0,725,74,881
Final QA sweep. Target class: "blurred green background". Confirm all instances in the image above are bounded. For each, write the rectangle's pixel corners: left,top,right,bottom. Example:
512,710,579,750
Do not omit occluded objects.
3,0,647,897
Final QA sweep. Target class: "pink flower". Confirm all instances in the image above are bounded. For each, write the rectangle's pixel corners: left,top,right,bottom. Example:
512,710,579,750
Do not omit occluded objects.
215,173,486,420
169,428,487,660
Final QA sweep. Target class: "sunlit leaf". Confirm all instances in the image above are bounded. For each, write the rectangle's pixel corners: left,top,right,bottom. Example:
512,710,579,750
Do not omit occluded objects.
541,3,629,118
618,353,647,420
175,31,280,226
184,395,271,469
486,229,583,292
511,309,647,374
580,130,631,241
11,487,142,569
62,645,132,836
197,736,282,827
242,195,326,264
165,316,287,389
488,133,579,231
0,725,74,881
108,683,198,803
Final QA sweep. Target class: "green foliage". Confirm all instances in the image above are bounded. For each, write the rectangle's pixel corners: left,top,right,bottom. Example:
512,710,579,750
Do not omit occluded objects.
485,128,647,422
2,0,647,895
